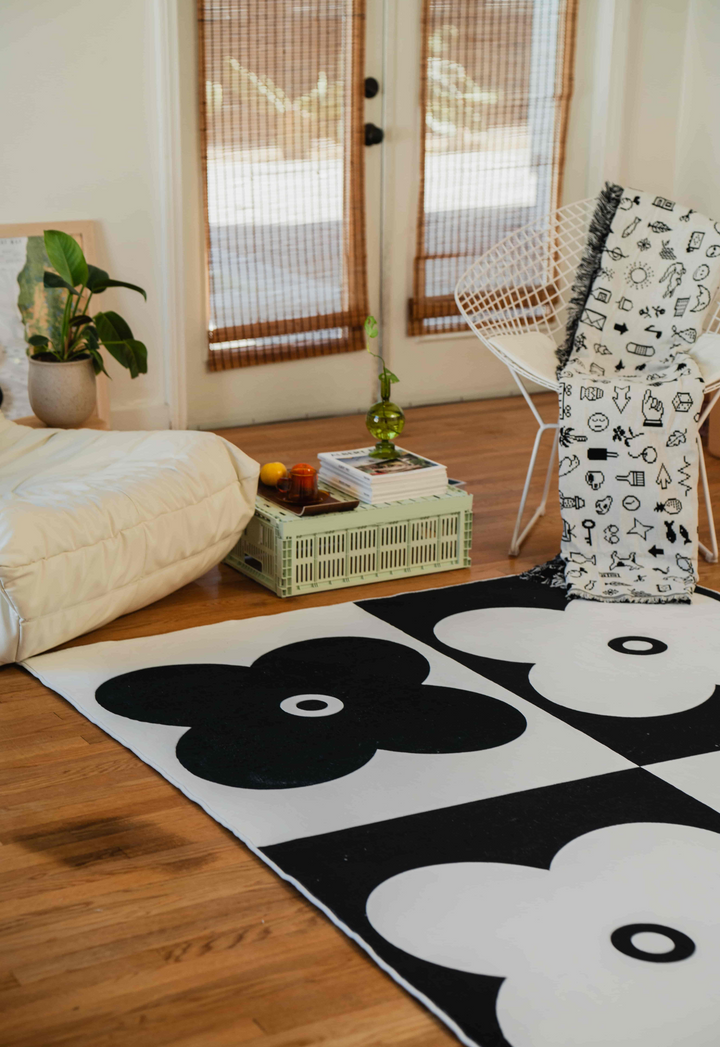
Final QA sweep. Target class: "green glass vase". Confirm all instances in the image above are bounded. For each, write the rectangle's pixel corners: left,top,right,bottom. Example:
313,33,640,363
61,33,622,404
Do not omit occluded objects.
366,373,405,458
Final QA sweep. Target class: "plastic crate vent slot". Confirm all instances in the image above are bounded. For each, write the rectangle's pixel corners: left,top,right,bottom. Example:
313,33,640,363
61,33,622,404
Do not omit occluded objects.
379,522,408,571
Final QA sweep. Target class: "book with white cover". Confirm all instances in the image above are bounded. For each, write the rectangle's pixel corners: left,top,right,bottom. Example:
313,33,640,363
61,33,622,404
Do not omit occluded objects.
318,447,448,504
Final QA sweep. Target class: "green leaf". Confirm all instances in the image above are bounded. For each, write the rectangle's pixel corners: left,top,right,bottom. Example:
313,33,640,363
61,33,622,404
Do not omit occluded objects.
43,271,79,294
383,369,399,384
43,230,88,288
364,315,378,339
68,314,92,328
100,278,147,301
94,311,147,379
27,334,50,347
86,264,110,291
95,310,133,342
87,345,110,377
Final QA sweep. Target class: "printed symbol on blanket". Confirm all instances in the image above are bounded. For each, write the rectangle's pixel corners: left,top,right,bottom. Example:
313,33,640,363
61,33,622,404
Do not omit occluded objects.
590,286,612,303
693,264,710,281
561,518,575,542
567,551,596,566
604,524,620,544
652,196,675,211
604,245,628,261
670,325,698,346
655,498,682,514
598,266,615,280
664,520,678,544
626,262,654,289
585,471,605,491
613,425,643,446
690,285,711,312
674,297,690,316
648,545,665,557
609,551,639,570
627,519,653,540
616,360,627,372
594,342,611,355
665,429,690,446
588,448,618,460
687,231,705,252
558,455,580,477
644,324,663,340
367,824,720,1047
616,296,634,311
619,194,641,209
706,245,720,258
94,638,527,790
560,382,572,419
612,386,631,414
641,390,664,428
640,305,665,318
637,238,652,251
628,445,658,464
614,322,629,336
622,495,641,511
627,342,655,357
672,391,693,413
558,427,587,447
648,220,672,233
580,308,607,331
560,493,585,509
622,216,641,237
659,262,685,298
589,362,606,376
659,240,676,260
680,208,696,222
580,385,604,401
616,471,645,486
588,412,610,432
581,519,596,545
678,456,693,496
655,463,672,490
595,495,613,515
679,524,692,545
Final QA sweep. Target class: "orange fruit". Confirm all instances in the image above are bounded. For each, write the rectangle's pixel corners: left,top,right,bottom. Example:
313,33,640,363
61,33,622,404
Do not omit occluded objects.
260,461,288,487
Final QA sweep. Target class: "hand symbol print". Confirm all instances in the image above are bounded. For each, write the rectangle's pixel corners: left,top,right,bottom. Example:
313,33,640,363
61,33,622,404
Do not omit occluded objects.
642,390,664,427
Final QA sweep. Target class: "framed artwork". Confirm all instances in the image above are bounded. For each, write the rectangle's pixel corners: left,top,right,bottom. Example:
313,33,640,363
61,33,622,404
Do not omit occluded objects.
0,221,109,424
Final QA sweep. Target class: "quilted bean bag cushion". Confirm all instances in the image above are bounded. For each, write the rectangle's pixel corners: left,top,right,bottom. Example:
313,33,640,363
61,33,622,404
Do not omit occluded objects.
0,415,259,663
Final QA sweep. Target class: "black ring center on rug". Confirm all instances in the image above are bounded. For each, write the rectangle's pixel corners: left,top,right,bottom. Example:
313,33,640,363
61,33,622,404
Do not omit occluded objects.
607,635,668,656
611,923,696,962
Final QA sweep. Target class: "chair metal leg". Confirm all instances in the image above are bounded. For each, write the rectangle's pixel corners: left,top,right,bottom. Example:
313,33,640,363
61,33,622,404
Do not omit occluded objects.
698,433,718,564
508,372,559,558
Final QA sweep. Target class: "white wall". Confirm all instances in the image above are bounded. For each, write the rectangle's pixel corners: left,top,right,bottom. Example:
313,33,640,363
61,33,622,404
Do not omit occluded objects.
3,0,718,430
0,0,171,428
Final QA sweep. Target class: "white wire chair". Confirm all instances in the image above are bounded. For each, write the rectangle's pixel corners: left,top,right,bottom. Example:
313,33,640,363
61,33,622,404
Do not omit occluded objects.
455,198,720,563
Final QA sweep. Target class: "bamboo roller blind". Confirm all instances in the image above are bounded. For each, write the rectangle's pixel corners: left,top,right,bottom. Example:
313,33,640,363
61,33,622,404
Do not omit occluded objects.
409,0,578,336
198,0,368,370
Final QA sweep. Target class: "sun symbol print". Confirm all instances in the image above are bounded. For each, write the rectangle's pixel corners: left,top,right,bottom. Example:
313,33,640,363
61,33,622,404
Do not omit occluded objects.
625,262,654,289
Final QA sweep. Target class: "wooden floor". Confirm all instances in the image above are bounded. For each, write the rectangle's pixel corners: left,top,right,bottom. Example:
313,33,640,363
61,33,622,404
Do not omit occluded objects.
2,395,720,1047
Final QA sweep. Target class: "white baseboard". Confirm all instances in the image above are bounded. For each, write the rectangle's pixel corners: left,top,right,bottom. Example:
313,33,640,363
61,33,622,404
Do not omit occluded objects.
110,399,171,430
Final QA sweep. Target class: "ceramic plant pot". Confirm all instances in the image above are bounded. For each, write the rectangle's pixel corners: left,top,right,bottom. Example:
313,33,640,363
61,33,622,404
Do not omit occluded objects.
28,355,97,428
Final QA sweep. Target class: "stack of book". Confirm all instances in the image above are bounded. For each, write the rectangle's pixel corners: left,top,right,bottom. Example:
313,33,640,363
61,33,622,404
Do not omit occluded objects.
317,447,448,504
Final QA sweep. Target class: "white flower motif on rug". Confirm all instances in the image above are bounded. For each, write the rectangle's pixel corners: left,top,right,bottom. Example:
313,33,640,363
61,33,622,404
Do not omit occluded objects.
367,822,720,1047
433,593,720,717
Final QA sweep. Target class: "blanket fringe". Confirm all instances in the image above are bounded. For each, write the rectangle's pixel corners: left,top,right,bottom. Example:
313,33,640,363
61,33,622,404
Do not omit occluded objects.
567,591,692,605
556,182,624,370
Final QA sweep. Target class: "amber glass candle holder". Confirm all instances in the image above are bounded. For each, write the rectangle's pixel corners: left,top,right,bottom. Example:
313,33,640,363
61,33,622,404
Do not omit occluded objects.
276,463,318,504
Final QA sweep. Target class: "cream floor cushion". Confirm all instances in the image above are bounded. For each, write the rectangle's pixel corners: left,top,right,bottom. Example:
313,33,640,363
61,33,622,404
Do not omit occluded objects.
0,414,259,663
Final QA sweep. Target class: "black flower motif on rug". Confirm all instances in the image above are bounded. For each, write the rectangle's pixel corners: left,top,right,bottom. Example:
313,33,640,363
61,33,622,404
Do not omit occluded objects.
95,637,526,790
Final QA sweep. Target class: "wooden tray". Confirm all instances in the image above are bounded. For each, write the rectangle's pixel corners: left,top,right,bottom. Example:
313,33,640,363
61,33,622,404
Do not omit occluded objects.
257,482,359,516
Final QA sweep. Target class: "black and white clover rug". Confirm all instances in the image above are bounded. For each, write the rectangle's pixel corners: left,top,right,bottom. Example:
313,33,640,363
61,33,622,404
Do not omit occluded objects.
23,575,720,1047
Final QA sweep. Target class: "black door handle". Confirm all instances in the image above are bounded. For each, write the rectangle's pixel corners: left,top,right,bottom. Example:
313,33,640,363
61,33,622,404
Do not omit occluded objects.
364,77,380,99
364,123,384,146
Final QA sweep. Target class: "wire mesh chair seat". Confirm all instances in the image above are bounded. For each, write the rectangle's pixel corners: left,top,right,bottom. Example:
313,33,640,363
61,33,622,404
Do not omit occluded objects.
454,198,720,562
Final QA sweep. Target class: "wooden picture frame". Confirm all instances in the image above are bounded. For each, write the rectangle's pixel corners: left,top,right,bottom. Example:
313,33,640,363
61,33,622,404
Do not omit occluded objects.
0,220,110,427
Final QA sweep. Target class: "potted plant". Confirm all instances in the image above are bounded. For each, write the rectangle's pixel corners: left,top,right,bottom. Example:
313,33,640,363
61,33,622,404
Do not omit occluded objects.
27,229,148,428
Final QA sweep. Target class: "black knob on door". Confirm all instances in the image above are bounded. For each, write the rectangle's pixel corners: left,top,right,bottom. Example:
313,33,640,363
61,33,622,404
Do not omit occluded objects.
364,123,384,146
364,77,380,99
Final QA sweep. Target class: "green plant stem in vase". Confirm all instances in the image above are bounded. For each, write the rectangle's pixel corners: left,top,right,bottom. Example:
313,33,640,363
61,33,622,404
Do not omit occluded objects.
364,315,405,458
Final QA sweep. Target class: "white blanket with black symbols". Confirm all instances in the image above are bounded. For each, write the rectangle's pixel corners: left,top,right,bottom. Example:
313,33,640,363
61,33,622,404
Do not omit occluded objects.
558,186,720,602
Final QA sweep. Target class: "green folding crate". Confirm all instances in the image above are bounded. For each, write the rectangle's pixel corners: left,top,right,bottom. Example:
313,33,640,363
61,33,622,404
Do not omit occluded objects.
225,485,473,597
